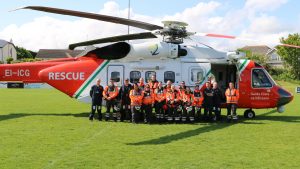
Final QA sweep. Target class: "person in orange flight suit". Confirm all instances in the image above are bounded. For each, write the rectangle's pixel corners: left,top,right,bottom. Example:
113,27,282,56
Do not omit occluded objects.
103,79,119,122
178,81,187,98
164,80,172,92
142,84,155,124
225,82,240,122
129,83,144,123
166,85,181,122
154,82,166,123
182,87,194,123
149,75,159,91
192,84,204,121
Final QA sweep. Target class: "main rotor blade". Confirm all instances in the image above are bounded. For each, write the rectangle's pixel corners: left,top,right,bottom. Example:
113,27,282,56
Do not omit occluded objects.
196,33,300,49
69,32,157,50
19,6,163,31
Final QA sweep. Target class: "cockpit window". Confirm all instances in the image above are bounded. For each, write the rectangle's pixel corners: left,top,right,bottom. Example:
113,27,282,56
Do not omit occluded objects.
252,69,273,88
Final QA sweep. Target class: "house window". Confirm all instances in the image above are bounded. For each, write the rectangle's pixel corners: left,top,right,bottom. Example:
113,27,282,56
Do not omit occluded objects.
164,71,175,83
130,71,141,83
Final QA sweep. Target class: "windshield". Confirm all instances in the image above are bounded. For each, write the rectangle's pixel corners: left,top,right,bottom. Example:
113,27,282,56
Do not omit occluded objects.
252,68,276,88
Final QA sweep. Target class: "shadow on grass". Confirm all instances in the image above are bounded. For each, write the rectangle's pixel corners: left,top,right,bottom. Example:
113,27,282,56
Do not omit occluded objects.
0,112,90,122
127,109,300,145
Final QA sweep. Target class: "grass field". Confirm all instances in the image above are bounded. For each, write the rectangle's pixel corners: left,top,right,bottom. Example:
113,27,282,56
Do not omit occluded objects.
0,81,299,169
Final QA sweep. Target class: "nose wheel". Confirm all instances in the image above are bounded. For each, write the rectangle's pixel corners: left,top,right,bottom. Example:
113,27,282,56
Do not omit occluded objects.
244,109,255,119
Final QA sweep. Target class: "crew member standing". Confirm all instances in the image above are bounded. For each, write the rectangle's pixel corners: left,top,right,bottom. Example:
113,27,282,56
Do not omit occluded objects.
119,78,132,122
178,81,187,98
89,79,104,121
212,82,223,121
192,84,204,121
103,79,119,121
138,78,145,90
129,83,144,123
182,87,194,122
142,84,154,124
203,81,214,121
154,82,166,123
149,75,158,90
164,80,172,92
166,85,181,122
225,82,239,122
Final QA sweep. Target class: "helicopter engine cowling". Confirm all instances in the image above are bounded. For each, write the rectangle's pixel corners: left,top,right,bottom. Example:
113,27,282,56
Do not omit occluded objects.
126,42,184,60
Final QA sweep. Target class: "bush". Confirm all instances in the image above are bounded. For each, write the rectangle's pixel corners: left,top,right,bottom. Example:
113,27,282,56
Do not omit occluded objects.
6,57,14,64
11,58,43,63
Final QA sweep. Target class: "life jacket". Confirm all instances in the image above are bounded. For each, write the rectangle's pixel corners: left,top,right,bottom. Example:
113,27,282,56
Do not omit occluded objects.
225,88,239,104
166,90,180,104
155,87,166,102
179,86,186,98
130,89,143,106
149,81,158,90
164,85,171,92
193,89,203,106
182,92,193,104
143,90,154,105
138,82,145,90
103,85,119,99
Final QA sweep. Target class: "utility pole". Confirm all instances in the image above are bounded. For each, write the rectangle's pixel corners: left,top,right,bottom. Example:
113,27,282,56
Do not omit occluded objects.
128,0,131,35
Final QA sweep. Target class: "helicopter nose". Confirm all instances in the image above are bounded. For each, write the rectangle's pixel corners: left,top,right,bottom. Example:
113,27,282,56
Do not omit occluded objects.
277,87,293,107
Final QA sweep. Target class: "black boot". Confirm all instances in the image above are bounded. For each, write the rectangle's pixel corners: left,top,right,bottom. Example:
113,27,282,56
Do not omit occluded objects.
89,113,94,121
98,112,102,121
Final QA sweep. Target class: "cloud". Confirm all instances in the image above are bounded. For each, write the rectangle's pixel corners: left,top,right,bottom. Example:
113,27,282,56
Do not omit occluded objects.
0,0,298,52
245,0,288,12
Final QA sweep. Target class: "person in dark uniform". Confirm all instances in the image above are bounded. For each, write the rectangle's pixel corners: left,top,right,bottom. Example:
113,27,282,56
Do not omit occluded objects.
203,81,214,121
212,82,223,121
89,79,104,121
138,78,145,90
118,78,132,122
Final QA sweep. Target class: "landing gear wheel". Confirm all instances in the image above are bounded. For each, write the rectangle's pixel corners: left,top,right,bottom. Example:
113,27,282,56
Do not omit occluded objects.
244,109,255,119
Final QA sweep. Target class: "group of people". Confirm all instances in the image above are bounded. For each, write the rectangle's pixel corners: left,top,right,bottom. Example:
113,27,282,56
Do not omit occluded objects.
89,75,239,124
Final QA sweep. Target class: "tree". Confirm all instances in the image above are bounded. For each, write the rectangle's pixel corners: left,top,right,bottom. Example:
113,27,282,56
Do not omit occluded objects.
276,33,300,80
16,46,35,59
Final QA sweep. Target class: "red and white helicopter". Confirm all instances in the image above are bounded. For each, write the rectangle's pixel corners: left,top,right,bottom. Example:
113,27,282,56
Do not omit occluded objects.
0,6,296,118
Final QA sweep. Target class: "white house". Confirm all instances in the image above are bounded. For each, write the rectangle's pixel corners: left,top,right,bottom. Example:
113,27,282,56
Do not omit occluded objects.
241,45,283,68
0,39,17,63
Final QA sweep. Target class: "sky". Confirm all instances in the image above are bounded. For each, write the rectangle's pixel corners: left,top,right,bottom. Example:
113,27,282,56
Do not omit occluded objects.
0,0,300,51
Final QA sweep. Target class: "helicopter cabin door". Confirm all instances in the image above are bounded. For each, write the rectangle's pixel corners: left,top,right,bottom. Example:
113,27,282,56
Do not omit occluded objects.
181,62,211,87
107,65,124,87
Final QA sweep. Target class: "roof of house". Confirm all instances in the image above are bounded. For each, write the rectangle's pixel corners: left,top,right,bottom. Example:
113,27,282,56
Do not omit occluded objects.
0,39,15,48
240,45,272,55
36,49,84,59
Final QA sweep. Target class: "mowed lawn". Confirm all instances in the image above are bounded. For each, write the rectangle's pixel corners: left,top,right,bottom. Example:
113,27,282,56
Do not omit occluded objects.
0,81,299,169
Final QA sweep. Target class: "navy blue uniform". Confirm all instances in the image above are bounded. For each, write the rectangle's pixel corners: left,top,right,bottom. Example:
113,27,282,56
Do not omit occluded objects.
119,84,132,121
203,88,214,120
89,85,104,120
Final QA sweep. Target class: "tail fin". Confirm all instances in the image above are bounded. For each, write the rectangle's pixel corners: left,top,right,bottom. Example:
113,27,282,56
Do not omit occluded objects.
38,58,106,97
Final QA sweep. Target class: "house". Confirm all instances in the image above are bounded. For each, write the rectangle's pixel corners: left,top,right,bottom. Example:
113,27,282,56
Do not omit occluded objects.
36,49,83,59
241,45,283,68
0,39,17,63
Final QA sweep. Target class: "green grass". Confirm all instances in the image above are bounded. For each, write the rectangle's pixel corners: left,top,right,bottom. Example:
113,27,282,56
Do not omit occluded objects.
0,81,299,169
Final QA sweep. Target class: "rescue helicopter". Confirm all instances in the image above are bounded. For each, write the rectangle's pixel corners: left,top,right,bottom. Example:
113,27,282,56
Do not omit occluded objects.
0,6,296,119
